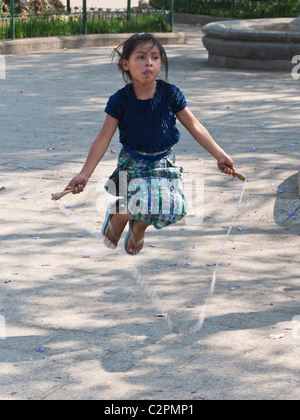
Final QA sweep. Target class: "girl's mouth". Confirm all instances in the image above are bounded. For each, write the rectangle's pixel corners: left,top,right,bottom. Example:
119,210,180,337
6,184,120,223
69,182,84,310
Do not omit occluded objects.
143,71,152,77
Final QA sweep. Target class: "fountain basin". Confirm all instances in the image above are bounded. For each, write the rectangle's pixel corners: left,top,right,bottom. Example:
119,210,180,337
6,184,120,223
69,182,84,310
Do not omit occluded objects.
202,18,300,71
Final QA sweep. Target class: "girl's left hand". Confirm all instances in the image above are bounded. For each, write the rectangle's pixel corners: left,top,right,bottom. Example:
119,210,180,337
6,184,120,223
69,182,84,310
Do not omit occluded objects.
65,174,89,194
217,155,236,177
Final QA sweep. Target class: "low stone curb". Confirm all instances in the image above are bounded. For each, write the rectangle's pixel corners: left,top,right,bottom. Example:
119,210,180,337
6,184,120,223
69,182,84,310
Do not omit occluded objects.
0,32,186,55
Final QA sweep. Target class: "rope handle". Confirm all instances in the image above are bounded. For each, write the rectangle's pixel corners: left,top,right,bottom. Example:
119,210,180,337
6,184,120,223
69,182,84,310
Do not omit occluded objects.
51,188,75,201
219,164,247,182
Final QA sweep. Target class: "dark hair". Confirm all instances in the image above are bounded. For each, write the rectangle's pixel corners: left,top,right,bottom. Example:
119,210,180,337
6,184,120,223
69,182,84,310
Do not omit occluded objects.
112,33,169,83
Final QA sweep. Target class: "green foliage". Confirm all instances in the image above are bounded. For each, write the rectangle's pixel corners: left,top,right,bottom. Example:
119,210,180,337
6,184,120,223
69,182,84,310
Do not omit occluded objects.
0,10,171,39
3,0,64,14
233,0,300,18
0,0,7,14
153,0,300,18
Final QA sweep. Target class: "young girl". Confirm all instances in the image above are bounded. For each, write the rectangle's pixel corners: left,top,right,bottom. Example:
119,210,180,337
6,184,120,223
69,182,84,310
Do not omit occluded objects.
65,33,235,255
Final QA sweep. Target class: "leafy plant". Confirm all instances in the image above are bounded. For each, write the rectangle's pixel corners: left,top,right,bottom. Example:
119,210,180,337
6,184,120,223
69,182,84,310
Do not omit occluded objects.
152,0,300,18
0,0,8,14
3,0,64,14
0,10,171,39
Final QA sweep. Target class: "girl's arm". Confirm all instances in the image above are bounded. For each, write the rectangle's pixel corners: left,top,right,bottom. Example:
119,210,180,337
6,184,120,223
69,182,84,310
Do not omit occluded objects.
176,107,235,176
65,114,119,194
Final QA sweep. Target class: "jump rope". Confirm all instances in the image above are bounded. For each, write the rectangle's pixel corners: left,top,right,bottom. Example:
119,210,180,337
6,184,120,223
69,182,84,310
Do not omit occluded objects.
52,165,247,336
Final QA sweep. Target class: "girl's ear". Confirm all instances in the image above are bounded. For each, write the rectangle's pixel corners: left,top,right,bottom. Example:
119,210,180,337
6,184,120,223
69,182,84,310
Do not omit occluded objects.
121,60,129,71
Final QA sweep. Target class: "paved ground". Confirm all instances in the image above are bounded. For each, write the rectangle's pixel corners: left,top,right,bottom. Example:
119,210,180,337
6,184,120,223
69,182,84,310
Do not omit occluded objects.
0,24,300,400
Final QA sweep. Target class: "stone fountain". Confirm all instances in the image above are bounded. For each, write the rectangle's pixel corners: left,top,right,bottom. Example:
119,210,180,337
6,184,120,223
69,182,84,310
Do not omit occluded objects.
202,15,300,197
290,15,300,31
202,16,300,71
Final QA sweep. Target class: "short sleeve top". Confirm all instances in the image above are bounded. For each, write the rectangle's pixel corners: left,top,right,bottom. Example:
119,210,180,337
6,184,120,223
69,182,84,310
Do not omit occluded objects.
105,79,187,154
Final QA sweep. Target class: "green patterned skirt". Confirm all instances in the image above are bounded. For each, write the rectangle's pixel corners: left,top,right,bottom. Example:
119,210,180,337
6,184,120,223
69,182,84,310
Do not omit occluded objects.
105,148,187,229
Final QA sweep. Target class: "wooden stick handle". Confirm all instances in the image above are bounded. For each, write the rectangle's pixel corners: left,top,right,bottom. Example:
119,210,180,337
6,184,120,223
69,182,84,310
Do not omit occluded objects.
51,188,74,201
219,164,247,182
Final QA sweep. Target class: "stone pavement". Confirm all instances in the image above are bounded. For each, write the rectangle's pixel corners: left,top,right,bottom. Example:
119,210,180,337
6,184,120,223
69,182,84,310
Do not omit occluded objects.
0,24,300,400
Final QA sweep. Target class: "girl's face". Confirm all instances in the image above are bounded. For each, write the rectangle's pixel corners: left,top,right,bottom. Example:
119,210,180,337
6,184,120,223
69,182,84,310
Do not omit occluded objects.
121,42,162,85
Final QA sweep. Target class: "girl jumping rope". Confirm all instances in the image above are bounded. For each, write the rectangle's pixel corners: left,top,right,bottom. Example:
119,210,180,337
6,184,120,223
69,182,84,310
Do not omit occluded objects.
65,33,235,255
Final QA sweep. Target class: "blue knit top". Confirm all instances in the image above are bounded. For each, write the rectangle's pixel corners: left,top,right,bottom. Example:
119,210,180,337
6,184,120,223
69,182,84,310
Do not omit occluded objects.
105,80,187,155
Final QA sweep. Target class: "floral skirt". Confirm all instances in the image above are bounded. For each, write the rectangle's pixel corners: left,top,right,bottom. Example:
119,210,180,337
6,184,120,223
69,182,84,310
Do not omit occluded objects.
105,148,187,229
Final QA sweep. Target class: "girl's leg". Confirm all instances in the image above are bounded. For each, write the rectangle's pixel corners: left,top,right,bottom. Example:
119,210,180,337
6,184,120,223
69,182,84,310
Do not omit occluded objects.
103,210,149,254
125,220,150,255
103,212,130,248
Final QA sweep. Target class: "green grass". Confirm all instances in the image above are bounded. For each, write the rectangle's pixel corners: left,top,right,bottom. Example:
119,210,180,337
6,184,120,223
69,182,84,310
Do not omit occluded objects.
0,11,172,40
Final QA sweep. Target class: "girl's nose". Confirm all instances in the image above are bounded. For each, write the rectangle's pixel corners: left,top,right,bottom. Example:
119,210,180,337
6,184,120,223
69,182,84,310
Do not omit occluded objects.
146,57,153,66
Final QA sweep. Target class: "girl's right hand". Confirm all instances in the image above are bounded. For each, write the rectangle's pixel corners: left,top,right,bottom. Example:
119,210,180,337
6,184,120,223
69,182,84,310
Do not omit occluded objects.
65,174,89,194
217,154,236,177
